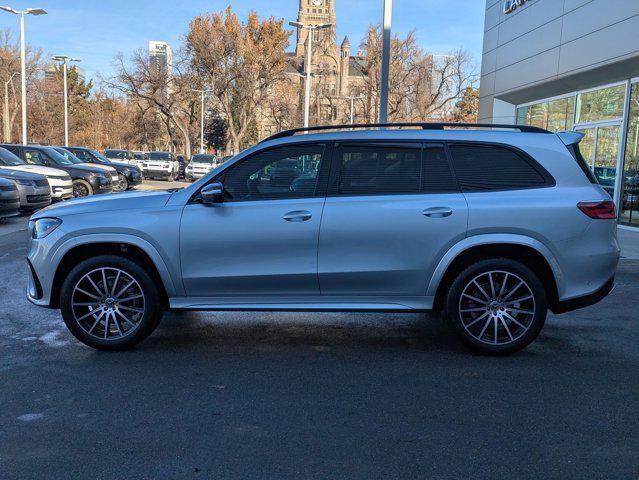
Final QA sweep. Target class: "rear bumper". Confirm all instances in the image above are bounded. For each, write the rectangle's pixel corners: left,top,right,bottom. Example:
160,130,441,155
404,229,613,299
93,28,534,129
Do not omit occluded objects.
552,276,615,314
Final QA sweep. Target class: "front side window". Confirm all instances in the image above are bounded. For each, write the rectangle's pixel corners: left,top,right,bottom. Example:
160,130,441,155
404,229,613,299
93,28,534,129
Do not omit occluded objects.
449,144,549,191
24,148,46,166
337,145,421,195
70,149,92,162
222,144,324,201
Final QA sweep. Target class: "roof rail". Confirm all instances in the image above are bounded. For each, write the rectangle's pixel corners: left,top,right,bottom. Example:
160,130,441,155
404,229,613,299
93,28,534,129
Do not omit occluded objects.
262,122,550,142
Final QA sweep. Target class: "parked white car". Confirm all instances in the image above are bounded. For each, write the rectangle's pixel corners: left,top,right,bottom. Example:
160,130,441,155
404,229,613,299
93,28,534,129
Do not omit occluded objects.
0,147,72,201
143,152,179,181
185,154,218,181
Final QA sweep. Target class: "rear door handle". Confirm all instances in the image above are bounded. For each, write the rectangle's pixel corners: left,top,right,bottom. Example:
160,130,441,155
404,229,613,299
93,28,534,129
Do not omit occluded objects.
422,207,453,218
283,210,312,222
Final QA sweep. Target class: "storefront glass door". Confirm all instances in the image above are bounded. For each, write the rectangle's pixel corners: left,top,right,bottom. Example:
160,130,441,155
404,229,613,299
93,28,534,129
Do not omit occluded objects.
575,123,622,199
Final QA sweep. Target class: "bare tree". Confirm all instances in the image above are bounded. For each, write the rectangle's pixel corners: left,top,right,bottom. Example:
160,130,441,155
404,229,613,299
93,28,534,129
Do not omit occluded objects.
105,49,196,156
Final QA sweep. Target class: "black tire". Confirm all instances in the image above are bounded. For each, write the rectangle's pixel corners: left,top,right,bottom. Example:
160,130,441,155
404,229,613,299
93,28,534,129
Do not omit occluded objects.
445,258,547,356
116,174,128,192
72,179,93,197
60,255,164,350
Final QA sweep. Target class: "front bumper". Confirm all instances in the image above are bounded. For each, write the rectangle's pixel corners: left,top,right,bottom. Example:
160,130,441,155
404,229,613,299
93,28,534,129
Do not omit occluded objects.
17,185,52,211
50,181,73,201
0,191,20,218
144,169,174,179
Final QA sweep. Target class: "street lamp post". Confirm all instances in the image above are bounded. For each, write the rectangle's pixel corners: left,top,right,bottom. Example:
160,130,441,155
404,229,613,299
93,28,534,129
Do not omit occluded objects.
379,0,393,124
3,72,19,142
345,94,364,125
52,55,81,147
0,6,47,145
192,89,212,154
289,21,332,129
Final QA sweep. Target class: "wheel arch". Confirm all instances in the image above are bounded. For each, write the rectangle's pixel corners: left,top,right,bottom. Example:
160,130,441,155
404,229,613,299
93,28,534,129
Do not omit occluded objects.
429,235,562,312
49,236,177,309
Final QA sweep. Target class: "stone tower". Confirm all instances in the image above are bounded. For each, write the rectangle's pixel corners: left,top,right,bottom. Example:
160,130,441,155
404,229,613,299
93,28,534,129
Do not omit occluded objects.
339,36,351,95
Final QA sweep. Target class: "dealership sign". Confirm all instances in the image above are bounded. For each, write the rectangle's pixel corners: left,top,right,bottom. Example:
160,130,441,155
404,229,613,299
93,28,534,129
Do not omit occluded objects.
503,0,532,14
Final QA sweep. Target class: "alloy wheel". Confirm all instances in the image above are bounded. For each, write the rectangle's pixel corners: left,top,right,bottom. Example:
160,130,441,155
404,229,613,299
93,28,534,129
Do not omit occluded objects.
458,270,536,346
73,183,90,197
70,267,146,340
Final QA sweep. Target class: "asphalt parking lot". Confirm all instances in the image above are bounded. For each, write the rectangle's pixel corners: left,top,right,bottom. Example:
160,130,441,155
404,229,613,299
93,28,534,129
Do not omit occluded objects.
0,189,638,479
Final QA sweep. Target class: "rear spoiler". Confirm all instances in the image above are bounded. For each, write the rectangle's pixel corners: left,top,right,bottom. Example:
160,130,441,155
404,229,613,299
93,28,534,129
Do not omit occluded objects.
557,131,584,146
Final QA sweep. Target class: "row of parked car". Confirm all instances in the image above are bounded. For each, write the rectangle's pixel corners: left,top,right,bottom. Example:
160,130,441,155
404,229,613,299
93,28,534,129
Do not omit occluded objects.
0,144,233,222
0,144,145,222
103,149,231,182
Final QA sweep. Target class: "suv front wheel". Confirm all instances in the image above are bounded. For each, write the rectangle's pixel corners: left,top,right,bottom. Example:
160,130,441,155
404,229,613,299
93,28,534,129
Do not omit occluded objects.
445,258,547,355
59,255,164,350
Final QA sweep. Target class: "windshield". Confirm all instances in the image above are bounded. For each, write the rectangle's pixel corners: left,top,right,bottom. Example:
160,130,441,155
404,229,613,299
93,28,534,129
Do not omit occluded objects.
149,152,172,160
105,149,129,160
88,149,111,164
133,152,149,160
191,154,216,164
42,147,75,166
0,147,25,166
54,147,83,164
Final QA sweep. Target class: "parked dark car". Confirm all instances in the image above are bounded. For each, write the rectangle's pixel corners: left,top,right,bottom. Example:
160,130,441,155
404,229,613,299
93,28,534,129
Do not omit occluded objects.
0,167,51,212
67,147,143,191
0,144,113,197
0,176,20,222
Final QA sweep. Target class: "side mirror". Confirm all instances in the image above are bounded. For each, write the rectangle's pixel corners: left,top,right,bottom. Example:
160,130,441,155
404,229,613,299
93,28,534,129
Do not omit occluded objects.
201,182,225,204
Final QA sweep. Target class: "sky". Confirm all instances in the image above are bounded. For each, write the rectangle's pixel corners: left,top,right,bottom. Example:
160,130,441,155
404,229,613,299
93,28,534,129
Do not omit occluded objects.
0,0,486,85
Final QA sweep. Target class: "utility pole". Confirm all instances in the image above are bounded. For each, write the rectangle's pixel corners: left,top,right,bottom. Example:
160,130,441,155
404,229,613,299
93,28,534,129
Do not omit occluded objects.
379,0,393,124
192,89,212,154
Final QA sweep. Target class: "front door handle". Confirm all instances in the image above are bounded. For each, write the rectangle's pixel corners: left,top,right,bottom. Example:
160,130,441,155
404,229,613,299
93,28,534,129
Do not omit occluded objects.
422,207,453,218
283,210,312,222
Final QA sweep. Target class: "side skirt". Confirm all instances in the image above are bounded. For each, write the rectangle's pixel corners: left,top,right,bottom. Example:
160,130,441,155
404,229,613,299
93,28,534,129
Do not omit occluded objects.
169,295,435,312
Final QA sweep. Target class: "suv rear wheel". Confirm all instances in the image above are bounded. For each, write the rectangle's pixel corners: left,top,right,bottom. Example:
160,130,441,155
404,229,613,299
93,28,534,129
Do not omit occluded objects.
445,258,547,355
60,255,164,350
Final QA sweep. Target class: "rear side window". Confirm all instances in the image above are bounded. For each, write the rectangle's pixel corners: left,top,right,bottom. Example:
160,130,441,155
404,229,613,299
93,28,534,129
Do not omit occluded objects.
422,146,458,193
338,146,421,195
449,144,550,191
567,143,598,184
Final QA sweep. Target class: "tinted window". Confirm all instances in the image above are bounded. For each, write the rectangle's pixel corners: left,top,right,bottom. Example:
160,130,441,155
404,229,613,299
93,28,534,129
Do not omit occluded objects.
338,146,420,195
0,147,24,166
69,148,92,162
149,152,172,160
223,144,324,201
191,154,216,164
422,146,458,192
105,149,129,160
449,144,549,191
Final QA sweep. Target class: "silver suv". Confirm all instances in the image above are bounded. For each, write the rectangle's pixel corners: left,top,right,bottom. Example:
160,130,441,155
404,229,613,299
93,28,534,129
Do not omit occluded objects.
26,123,620,355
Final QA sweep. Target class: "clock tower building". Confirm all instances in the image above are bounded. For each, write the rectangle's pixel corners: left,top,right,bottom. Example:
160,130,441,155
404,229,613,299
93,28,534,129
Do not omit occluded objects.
294,0,337,59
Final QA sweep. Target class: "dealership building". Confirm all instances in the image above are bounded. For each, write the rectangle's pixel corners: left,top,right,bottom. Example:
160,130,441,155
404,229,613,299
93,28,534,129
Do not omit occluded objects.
479,0,639,229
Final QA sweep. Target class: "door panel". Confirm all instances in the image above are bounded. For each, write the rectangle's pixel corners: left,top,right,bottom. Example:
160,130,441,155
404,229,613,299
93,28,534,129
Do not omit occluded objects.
179,142,329,297
318,194,468,296
180,199,325,296
318,143,468,296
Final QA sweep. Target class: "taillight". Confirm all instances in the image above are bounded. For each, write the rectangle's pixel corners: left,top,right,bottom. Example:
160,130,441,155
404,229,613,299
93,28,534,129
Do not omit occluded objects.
577,200,617,219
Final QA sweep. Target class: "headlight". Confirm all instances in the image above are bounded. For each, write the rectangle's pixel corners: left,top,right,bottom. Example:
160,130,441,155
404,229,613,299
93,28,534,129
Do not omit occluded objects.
16,179,35,186
29,218,62,239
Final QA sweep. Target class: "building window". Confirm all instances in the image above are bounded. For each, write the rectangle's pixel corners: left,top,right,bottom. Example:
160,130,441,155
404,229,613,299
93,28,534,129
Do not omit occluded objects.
575,84,626,124
622,82,639,227
516,96,575,132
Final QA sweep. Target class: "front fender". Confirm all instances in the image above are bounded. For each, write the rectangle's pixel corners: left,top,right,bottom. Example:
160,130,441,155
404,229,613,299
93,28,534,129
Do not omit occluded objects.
29,231,181,307
425,233,564,298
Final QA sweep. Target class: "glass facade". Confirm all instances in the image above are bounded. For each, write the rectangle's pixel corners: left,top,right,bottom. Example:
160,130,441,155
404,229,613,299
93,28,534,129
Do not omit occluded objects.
517,81,639,229
621,82,639,228
516,96,575,132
